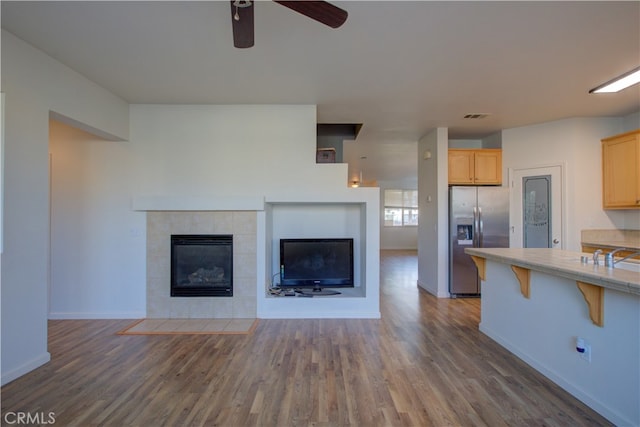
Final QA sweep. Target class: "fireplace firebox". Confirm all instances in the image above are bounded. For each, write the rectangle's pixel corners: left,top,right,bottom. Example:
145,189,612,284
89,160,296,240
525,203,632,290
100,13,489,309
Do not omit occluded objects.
171,235,233,297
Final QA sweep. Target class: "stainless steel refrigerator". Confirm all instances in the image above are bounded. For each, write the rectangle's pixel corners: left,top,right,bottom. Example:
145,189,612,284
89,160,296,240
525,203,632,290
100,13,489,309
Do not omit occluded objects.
449,186,509,296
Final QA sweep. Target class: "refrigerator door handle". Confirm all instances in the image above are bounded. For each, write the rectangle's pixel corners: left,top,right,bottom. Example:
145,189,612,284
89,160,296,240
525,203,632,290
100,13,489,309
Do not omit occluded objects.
478,207,484,247
473,206,479,247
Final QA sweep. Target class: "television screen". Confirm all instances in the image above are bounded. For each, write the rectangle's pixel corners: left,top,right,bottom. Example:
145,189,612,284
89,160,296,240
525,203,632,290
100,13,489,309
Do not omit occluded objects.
279,238,354,291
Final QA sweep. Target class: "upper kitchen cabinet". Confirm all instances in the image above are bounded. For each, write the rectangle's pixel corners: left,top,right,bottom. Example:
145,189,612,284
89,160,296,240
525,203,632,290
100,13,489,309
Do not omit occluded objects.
448,149,502,185
602,129,640,209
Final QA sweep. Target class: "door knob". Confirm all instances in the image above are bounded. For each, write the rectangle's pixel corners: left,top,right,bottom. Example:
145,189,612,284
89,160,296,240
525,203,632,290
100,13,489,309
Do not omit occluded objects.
553,238,560,244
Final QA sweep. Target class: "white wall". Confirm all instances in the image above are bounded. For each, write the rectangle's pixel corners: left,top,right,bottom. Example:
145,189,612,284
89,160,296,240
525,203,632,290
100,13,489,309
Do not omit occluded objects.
378,180,418,250
1,30,129,385
502,117,636,252
448,139,482,149
130,104,349,197
49,120,145,318
481,131,502,148
2,31,129,384
417,128,449,297
622,111,639,132
481,261,639,426
380,223,418,250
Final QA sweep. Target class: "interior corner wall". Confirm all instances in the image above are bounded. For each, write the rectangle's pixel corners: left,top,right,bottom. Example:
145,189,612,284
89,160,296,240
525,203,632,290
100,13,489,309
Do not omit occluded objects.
622,111,639,132
49,120,145,319
1,30,129,385
417,128,449,297
481,131,502,148
501,117,634,251
448,139,482,149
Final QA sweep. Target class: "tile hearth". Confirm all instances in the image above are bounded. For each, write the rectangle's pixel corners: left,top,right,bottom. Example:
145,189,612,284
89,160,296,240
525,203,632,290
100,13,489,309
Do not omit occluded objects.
119,318,258,335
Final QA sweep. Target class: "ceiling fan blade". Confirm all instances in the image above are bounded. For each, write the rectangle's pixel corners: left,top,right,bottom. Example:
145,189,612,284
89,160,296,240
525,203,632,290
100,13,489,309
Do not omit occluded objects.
230,0,254,48
273,1,347,29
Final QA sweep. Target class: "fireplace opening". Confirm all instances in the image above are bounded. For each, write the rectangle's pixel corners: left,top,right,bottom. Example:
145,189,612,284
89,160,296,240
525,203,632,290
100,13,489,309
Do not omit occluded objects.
171,234,233,297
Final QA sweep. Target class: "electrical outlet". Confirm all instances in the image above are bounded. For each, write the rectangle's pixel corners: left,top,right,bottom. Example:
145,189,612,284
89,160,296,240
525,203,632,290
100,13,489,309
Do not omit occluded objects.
580,344,591,363
576,336,591,363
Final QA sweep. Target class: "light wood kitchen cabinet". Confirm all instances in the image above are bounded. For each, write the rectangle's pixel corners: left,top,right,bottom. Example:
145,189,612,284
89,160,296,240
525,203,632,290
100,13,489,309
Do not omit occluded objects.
602,129,640,209
448,149,502,185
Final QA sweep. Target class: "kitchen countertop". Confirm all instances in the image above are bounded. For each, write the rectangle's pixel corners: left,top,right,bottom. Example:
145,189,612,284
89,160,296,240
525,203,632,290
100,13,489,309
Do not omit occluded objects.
464,247,640,296
581,240,640,250
581,229,640,251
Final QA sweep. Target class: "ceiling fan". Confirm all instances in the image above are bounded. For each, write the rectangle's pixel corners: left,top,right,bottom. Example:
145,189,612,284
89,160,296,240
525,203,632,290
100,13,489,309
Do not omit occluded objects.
230,0,348,48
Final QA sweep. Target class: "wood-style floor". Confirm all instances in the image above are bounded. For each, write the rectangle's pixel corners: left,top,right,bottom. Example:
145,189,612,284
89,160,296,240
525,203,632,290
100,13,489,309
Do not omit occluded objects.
1,250,611,426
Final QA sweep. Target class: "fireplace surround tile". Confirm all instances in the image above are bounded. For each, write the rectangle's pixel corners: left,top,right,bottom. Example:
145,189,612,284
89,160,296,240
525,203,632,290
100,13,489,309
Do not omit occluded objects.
181,298,216,319
233,277,255,297
234,233,257,255
147,211,257,319
232,296,257,318
233,211,257,234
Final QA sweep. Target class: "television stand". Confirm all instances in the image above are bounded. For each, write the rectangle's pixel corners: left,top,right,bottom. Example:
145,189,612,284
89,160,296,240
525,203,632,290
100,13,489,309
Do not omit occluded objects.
297,287,341,296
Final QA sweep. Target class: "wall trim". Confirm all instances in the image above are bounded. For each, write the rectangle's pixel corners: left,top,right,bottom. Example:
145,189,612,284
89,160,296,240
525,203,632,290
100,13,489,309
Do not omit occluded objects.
48,311,146,319
1,352,51,386
417,279,449,298
257,310,381,319
479,323,630,427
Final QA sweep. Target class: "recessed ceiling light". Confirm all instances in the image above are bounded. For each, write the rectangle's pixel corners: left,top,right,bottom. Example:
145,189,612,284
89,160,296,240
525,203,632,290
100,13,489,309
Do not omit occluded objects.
589,66,640,93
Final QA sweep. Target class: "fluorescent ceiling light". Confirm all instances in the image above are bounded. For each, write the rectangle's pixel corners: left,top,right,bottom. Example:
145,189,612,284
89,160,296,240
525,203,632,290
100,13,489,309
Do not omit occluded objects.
589,67,640,93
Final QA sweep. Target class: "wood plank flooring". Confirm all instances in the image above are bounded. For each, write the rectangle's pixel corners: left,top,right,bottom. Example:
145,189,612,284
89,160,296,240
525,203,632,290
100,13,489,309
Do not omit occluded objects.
1,250,611,426
118,318,258,335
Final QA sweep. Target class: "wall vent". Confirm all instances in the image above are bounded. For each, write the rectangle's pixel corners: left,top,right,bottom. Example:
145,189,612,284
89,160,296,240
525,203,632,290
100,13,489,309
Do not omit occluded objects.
463,113,490,119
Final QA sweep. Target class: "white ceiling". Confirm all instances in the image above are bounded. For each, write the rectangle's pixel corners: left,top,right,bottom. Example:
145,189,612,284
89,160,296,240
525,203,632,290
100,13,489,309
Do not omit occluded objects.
2,1,639,185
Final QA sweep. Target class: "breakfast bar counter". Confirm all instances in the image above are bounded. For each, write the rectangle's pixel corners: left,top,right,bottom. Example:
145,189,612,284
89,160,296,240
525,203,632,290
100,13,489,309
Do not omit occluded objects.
464,247,640,296
462,247,639,426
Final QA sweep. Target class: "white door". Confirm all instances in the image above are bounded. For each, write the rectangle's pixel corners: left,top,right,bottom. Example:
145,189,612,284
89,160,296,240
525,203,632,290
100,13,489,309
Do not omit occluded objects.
509,164,565,249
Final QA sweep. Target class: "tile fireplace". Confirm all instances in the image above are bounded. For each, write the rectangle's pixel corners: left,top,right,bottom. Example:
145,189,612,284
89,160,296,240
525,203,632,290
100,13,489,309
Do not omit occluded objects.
147,211,256,319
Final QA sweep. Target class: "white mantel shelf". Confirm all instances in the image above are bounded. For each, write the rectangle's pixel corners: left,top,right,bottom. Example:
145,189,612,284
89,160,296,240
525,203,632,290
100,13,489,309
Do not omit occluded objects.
132,188,379,212
132,195,265,211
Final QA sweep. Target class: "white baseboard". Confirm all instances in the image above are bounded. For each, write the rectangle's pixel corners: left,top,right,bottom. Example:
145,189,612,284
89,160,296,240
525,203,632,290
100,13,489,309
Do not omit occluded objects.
1,352,51,386
257,311,381,319
479,323,632,427
48,311,145,319
416,280,449,298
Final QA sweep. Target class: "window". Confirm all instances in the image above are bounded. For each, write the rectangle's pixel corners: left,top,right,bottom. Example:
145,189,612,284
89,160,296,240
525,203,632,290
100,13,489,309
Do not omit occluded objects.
384,189,418,226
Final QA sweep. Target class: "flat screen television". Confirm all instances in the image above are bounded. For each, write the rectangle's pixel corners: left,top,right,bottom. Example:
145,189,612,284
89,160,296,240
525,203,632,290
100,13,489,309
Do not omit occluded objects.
279,238,354,296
